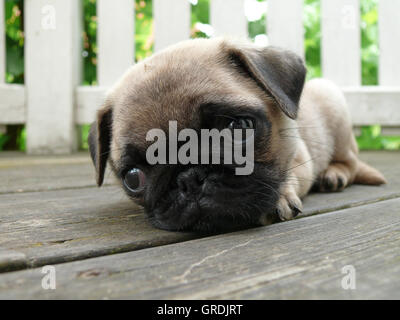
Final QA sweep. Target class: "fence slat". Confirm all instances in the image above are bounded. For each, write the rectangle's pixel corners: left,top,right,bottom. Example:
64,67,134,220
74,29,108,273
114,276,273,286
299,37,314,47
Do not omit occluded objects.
379,0,400,86
0,0,5,83
25,0,82,154
321,0,361,85
344,86,400,126
76,86,107,125
210,0,247,38
267,0,304,57
97,0,134,86
153,0,190,52
0,84,25,124
75,85,400,127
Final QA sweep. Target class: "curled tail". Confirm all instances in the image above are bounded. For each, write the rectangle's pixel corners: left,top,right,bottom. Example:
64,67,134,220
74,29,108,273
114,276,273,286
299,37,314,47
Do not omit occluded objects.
354,160,387,185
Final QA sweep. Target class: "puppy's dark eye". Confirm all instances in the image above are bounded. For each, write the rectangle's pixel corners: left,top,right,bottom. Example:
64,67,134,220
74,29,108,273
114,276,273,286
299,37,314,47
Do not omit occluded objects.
227,118,255,130
123,168,146,192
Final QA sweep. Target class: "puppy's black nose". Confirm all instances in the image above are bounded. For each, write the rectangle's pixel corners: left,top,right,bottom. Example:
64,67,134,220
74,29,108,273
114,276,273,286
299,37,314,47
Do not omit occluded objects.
177,167,206,194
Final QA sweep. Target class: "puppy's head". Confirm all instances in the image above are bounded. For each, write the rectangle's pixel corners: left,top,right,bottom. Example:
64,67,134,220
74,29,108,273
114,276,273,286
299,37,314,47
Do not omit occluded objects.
89,38,306,232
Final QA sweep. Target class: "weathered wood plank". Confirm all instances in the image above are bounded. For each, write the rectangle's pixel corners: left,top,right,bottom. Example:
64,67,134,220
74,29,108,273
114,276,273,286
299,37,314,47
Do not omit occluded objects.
1,197,399,299
0,152,398,274
0,151,395,195
0,185,200,272
0,250,27,273
0,152,115,194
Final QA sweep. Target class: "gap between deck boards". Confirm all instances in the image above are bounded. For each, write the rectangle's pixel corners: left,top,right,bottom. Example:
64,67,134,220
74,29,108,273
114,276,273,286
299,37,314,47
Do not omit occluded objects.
1,196,399,299
1,184,399,274
0,151,399,274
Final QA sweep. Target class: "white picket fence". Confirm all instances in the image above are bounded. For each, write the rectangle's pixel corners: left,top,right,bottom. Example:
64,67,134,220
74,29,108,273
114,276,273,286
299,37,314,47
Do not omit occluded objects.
0,0,399,154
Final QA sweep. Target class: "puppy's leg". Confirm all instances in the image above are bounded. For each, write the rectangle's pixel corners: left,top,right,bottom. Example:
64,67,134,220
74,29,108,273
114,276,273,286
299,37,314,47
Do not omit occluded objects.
354,159,387,185
276,139,314,221
316,135,386,192
317,162,353,192
316,144,358,192
276,175,303,221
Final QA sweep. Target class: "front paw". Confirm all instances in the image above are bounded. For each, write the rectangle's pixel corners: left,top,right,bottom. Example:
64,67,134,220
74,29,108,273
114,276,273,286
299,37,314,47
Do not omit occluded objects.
276,191,303,221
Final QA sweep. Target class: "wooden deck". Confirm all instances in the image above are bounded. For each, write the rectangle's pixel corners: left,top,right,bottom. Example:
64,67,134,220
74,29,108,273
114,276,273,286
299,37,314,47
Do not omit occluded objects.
0,151,399,299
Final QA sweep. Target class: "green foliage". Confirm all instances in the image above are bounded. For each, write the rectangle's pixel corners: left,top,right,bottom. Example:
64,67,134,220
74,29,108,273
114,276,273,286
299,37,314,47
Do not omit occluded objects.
357,125,383,149
0,1,24,151
79,125,91,150
361,0,378,85
304,0,321,79
0,125,25,151
191,0,209,38
16,125,26,151
135,0,153,61
357,125,400,150
0,134,10,150
82,0,97,85
5,0,24,84
248,16,266,40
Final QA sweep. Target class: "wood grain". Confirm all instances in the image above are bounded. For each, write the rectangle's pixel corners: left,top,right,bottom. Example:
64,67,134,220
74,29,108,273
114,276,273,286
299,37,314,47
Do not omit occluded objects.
0,152,115,194
0,186,199,272
1,198,399,299
0,152,398,273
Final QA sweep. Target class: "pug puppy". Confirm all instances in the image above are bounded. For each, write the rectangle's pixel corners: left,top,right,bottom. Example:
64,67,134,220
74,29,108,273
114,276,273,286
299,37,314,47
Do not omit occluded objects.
88,38,386,232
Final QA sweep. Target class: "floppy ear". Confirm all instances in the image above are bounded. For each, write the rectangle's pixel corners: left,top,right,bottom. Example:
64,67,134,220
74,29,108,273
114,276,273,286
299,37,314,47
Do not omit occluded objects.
225,44,306,119
88,102,113,186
